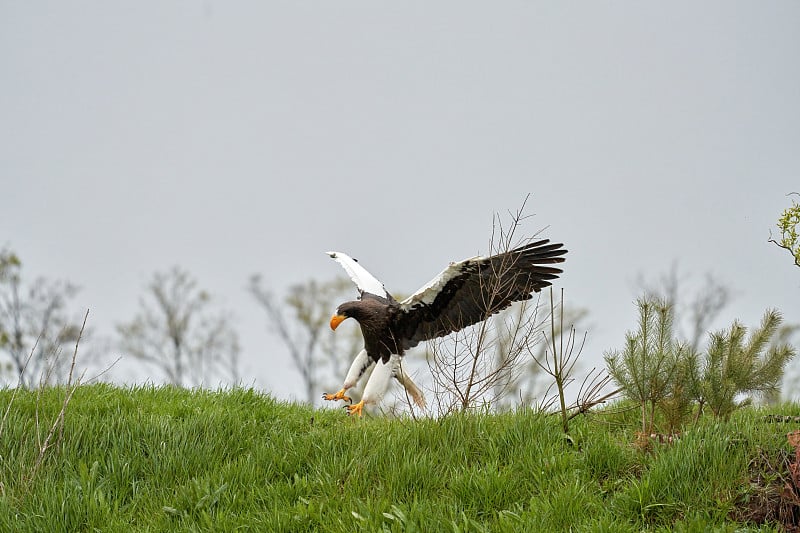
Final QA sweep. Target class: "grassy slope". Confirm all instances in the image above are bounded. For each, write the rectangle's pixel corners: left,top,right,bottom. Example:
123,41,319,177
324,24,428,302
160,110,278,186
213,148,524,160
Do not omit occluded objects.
0,384,797,532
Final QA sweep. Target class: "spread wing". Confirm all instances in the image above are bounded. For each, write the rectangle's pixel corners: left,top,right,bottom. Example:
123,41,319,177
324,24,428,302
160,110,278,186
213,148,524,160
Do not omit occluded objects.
394,239,566,348
327,251,392,300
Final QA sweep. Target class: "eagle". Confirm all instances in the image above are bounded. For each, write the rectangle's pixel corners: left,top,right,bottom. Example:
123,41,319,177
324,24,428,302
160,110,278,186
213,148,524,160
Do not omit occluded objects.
323,239,567,416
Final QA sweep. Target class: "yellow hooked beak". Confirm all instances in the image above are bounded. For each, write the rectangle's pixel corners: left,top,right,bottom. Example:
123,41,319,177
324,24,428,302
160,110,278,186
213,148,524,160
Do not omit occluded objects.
330,314,347,330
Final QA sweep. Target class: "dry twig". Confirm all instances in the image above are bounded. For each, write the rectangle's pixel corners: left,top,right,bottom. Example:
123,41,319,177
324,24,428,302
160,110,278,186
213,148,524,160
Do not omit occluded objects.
28,310,89,482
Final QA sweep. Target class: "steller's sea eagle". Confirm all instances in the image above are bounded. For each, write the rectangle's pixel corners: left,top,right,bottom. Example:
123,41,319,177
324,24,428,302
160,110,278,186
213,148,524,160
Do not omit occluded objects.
323,239,567,416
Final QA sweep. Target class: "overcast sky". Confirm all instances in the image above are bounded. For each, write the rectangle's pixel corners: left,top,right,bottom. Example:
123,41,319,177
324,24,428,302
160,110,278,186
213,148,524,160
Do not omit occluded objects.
3,2,799,402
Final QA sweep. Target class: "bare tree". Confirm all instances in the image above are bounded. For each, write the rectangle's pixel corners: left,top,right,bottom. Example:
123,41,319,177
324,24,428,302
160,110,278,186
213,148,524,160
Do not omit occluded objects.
249,276,354,404
117,267,240,386
529,288,621,433
506,294,590,407
426,298,547,414
0,248,84,388
424,199,558,414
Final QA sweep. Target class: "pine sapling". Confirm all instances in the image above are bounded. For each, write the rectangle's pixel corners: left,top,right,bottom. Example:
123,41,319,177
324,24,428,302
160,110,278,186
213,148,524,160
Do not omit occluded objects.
605,298,681,434
696,309,795,419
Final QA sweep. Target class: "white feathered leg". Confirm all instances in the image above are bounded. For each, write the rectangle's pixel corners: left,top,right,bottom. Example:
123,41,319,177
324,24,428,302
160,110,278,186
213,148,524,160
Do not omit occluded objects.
322,349,373,404
343,349,374,389
362,354,398,405
346,354,399,416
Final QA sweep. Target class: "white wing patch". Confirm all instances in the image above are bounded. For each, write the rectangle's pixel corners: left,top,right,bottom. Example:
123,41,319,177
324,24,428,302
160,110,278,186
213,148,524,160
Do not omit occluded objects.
327,251,389,298
399,255,482,309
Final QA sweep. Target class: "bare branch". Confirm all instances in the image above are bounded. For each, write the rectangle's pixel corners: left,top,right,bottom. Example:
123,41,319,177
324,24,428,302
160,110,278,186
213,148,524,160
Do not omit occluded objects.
567,369,622,421
530,288,592,432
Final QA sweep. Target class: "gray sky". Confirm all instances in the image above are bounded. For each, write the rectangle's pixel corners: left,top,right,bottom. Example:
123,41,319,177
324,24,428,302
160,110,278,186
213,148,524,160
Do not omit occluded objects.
3,2,799,401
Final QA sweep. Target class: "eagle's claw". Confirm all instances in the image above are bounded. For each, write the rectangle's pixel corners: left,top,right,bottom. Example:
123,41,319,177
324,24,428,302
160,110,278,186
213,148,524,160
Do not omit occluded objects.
322,389,352,404
345,401,365,417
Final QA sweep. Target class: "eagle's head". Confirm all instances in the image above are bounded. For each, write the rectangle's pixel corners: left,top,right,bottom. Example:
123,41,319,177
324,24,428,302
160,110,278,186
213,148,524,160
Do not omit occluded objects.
330,302,358,330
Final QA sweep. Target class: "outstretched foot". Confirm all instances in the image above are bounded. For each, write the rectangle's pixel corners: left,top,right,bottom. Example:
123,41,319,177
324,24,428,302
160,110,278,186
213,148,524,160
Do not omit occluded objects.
322,388,352,404
345,400,365,417
410,390,426,409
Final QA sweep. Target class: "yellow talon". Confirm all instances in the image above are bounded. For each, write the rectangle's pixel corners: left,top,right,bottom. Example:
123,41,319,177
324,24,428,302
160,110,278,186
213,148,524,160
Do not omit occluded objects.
322,388,352,403
345,400,365,417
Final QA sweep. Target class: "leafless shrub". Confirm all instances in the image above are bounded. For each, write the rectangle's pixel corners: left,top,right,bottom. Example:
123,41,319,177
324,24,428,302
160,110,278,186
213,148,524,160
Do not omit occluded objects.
538,290,583,409
426,298,545,415
424,198,554,414
533,288,583,429
531,288,621,432
511,299,589,406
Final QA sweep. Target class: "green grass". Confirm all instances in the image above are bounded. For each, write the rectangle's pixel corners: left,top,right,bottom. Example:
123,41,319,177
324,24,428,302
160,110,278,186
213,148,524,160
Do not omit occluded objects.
0,384,797,532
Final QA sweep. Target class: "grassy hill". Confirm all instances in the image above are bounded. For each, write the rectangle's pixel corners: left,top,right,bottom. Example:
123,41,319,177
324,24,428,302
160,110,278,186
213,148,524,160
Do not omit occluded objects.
1,384,798,532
